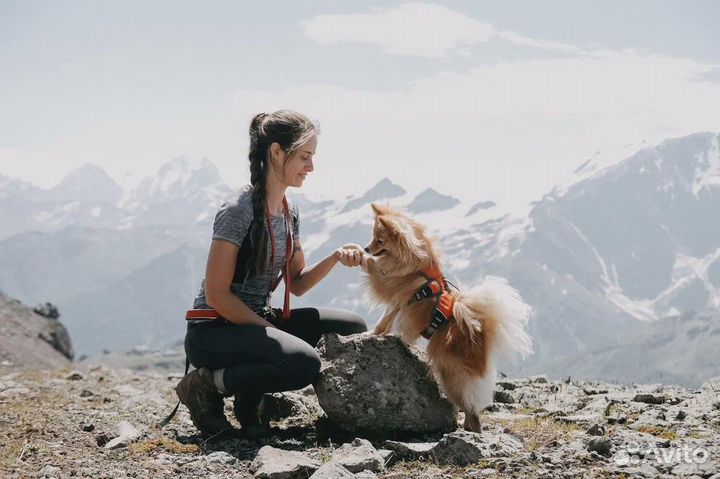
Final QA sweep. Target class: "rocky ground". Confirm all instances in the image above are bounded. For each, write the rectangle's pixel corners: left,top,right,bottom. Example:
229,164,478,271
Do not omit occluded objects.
2,358,720,479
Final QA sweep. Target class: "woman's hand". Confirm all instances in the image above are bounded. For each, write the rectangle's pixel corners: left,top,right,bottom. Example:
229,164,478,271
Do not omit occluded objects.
334,243,364,267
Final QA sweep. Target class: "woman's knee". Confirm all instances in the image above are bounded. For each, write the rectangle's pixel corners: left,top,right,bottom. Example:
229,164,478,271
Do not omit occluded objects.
317,307,368,335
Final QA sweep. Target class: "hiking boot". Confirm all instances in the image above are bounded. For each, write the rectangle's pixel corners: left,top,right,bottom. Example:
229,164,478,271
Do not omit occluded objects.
175,367,233,436
233,393,270,438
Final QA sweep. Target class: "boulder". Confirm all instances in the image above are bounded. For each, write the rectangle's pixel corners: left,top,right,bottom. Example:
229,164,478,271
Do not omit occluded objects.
314,333,455,434
0,292,74,365
259,392,323,424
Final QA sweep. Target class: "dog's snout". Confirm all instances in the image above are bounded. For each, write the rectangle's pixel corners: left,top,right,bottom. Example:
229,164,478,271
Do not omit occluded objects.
364,247,370,253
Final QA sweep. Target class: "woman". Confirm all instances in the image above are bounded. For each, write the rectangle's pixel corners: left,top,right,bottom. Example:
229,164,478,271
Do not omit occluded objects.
176,110,367,437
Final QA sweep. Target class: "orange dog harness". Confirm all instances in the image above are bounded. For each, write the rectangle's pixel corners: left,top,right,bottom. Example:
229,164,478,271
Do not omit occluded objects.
409,263,455,339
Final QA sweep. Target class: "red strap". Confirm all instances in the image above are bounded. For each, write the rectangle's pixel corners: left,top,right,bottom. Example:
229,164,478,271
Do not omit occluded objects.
266,197,293,320
185,309,223,320
436,291,455,318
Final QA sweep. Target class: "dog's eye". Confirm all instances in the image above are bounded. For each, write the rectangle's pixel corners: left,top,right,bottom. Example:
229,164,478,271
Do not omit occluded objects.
377,239,384,245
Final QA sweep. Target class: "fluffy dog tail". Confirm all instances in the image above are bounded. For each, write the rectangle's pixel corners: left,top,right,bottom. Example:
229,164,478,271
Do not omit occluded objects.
453,276,533,362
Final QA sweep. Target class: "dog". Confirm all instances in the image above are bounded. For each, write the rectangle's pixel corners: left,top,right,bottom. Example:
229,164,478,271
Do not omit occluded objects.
361,203,533,432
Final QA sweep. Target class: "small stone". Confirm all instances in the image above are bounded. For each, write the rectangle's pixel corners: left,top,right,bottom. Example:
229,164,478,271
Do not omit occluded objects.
309,463,354,478
40,464,61,478
434,431,490,466
251,445,320,479
66,371,84,381
95,433,110,447
497,382,516,391
354,471,378,479
80,390,93,398
493,390,515,404
383,440,437,461
205,451,236,464
585,437,611,457
607,415,626,425
675,410,687,421
632,393,665,405
433,431,521,466
104,420,140,449
80,422,95,432
583,388,609,395
586,423,605,436
330,438,384,473
377,449,395,467
530,375,548,384
34,303,60,319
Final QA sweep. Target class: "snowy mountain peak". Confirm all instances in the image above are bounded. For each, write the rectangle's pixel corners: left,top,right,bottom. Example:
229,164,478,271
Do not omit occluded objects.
52,163,123,204
406,187,460,213
60,164,113,184
0,173,40,199
129,157,224,204
340,177,406,213
366,178,406,198
466,200,497,217
690,133,720,196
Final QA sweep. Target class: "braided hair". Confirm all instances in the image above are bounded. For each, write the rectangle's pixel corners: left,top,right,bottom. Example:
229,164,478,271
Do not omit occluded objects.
244,110,317,280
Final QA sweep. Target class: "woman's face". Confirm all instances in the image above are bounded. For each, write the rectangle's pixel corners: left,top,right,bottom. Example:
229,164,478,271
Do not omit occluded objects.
277,134,317,188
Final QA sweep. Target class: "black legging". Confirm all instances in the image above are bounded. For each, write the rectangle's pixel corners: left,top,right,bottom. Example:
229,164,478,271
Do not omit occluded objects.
185,307,366,401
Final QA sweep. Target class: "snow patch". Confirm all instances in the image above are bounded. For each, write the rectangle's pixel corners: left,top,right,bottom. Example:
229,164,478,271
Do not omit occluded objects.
692,134,720,196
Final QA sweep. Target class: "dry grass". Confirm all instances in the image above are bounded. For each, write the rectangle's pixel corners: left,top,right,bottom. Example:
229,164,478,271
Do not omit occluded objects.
129,437,201,455
494,416,583,452
635,425,678,440
686,430,710,440
0,376,71,471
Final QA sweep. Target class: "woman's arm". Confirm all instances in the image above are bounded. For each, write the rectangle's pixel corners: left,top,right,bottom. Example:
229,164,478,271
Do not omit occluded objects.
204,239,275,328
289,240,363,296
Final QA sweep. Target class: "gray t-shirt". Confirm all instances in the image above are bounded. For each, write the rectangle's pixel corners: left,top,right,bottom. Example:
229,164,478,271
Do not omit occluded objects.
192,185,300,313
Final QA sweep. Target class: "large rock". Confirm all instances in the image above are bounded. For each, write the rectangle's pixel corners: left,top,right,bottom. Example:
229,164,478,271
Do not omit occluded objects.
313,333,456,434
0,292,74,367
259,392,323,424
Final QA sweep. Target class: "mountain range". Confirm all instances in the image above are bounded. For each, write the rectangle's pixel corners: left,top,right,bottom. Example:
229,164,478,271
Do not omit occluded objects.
0,133,718,386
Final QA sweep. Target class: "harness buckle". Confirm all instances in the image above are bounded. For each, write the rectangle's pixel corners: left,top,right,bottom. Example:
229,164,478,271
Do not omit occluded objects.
422,307,451,339
413,280,442,302
259,305,277,321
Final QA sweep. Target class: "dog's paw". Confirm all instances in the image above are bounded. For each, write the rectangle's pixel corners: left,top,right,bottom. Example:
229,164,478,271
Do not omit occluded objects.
361,254,378,273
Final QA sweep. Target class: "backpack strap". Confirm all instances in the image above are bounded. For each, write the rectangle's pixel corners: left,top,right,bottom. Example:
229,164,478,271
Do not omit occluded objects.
231,202,299,286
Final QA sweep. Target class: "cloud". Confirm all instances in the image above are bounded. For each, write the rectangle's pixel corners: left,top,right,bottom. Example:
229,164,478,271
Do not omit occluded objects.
228,50,720,211
301,2,583,58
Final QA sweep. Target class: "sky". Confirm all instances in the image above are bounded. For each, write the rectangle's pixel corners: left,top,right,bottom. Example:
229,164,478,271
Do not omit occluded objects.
1,0,720,211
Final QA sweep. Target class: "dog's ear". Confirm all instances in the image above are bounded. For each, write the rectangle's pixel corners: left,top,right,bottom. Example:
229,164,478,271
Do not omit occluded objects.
377,216,400,238
371,203,390,216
